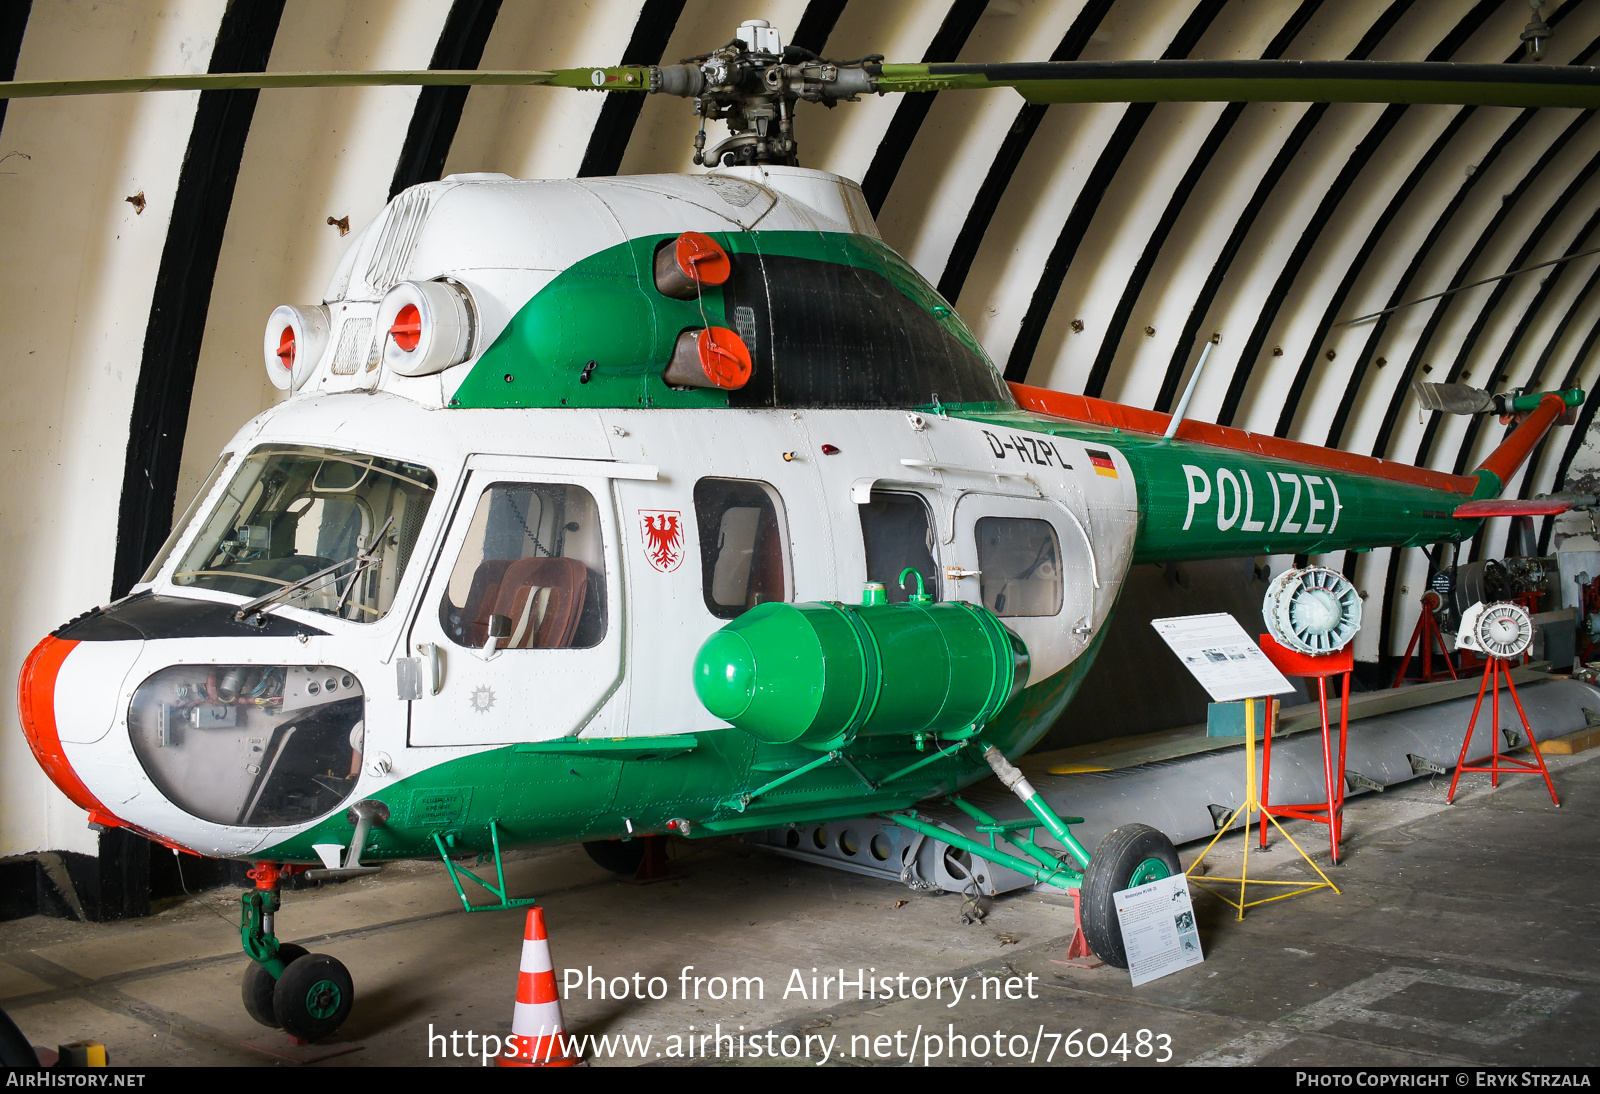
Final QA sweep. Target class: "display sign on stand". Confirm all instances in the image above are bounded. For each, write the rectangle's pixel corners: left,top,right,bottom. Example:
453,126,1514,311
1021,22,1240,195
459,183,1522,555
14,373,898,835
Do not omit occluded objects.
1152,613,1340,920
1150,613,1296,702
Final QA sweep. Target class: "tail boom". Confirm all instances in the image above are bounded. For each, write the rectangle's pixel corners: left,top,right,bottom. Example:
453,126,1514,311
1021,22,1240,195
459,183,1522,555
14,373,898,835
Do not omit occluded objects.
1006,383,1583,564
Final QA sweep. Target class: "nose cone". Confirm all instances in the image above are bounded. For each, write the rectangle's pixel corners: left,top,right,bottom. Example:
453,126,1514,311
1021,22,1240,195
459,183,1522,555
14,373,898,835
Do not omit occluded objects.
692,630,760,720
692,603,831,745
18,635,117,822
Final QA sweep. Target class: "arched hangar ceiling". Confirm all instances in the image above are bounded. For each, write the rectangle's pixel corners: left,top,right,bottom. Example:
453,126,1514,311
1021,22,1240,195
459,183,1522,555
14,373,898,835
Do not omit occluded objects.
8,0,1600,675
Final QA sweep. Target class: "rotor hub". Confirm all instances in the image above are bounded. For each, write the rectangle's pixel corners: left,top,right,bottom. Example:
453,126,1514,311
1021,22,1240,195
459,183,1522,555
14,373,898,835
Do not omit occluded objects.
644,21,877,167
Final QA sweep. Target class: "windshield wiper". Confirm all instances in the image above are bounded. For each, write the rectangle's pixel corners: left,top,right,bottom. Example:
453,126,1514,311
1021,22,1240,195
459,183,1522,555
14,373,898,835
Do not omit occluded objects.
234,515,393,624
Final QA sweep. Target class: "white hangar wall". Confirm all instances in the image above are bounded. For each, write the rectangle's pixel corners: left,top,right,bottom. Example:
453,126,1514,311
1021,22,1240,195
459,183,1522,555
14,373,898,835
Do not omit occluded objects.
0,0,226,860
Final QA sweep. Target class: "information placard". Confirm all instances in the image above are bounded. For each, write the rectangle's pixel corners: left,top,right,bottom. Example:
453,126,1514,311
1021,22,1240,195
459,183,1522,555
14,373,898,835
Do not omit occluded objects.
1112,873,1205,986
1150,613,1294,702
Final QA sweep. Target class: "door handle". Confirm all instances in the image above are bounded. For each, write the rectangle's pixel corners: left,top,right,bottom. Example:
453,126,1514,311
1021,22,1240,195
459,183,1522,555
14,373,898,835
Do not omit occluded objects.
417,642,444,695
475,613,511,662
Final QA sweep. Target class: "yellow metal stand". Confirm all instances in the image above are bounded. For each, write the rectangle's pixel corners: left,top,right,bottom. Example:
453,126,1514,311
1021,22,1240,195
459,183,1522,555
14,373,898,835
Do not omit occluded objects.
1185,696,1339,919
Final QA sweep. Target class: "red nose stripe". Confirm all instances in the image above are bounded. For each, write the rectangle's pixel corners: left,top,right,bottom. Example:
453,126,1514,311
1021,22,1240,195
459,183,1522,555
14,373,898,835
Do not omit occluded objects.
17,636,117,820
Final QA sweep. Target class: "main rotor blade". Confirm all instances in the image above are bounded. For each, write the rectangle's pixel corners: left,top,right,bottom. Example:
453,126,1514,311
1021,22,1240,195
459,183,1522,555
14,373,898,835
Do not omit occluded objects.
0,67,651,99
7,59,1595,110
875,59,1600,109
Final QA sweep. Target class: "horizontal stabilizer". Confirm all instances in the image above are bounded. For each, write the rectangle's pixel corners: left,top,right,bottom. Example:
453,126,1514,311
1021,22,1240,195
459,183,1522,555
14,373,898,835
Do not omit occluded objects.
1453,499,1572,518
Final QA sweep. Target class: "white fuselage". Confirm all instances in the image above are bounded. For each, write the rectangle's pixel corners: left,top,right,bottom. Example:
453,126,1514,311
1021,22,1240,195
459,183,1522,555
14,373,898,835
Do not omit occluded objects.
47,166,1140,857
63,394,1138,856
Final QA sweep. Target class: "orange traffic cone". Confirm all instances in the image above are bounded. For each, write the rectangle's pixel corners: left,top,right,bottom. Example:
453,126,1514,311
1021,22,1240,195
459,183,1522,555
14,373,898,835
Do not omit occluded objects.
499,907,581,1067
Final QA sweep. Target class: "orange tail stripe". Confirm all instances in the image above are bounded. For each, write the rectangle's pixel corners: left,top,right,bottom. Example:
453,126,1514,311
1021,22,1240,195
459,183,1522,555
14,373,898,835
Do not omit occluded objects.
1474,391,1569,489
1009,383,1479,496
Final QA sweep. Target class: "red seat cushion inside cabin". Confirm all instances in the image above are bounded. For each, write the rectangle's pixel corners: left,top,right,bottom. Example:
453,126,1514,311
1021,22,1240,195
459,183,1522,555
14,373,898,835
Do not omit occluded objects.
489,557,588,649
460,559,512,647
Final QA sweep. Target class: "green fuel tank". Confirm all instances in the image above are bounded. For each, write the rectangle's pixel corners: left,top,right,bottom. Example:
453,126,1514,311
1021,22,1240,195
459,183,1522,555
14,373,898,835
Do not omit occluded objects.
692,575,1029,751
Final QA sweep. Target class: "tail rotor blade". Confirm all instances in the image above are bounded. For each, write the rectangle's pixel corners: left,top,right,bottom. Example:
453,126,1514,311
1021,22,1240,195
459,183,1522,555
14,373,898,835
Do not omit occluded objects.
1413,381,1492,415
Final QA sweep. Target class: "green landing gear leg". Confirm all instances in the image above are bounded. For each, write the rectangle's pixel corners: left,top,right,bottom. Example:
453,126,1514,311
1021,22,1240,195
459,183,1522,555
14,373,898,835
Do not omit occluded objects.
239,862,353,1042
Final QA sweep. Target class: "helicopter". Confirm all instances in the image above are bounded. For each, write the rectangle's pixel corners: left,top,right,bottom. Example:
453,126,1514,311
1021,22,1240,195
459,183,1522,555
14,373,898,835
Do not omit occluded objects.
9,19,1594,1043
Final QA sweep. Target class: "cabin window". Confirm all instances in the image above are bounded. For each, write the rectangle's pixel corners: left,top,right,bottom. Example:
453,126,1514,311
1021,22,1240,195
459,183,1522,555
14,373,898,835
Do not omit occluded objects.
859,491,939,603
171,445,436,622
976,516,1063,617
439,482,607,649
694,479,789,618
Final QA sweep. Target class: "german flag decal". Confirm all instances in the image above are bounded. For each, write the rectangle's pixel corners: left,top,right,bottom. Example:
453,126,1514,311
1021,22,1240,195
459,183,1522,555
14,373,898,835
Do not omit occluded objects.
1086,449,1118,478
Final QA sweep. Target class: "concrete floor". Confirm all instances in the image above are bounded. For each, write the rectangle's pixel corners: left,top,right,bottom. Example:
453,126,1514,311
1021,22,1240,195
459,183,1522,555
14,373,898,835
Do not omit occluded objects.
1,747,1596,1067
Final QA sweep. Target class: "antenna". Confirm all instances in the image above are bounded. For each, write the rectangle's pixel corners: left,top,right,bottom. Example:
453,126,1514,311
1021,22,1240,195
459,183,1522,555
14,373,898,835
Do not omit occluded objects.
1165,333,1220,439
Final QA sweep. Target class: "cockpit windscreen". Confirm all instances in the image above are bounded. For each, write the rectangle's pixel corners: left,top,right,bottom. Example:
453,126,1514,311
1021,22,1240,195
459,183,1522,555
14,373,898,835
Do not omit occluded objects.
170,445,436,623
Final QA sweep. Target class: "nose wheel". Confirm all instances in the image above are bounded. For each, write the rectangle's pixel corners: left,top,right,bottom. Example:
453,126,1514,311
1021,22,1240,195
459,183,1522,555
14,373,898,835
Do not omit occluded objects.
239,863,356,1042
242,943,307,1026
272,954,355,1041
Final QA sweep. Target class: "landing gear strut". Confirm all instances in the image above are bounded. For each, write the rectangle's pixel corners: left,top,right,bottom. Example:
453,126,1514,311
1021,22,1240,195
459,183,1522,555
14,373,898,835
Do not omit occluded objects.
239,862,355,1041
884,741,1183,969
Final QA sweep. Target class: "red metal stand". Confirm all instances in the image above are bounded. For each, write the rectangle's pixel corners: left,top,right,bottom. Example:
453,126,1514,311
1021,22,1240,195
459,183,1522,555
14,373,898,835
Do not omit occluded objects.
631,834,672,883
1445,656,1559,806
1257,635,1352,864
1391,591,1457,687
1063,889,1097,962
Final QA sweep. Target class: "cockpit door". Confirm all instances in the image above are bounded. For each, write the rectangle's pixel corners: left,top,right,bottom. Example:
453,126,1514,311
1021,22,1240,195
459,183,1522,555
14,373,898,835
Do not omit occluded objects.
405,456,628,746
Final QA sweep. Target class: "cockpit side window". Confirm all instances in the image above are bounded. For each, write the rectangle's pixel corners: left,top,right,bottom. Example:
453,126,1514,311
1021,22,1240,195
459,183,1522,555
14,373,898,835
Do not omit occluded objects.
439,482,607,649
139,454,232,587
975,516,1063,617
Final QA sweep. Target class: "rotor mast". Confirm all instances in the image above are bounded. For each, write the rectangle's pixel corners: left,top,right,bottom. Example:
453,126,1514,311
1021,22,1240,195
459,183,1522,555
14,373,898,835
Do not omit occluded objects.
646,20,875,168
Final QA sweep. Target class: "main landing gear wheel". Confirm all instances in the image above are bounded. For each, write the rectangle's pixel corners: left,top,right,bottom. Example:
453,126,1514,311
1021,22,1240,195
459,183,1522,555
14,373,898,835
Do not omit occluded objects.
242,943,309,1027
1080,823,1181,970
273,953,354,1041
583,838,647,875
